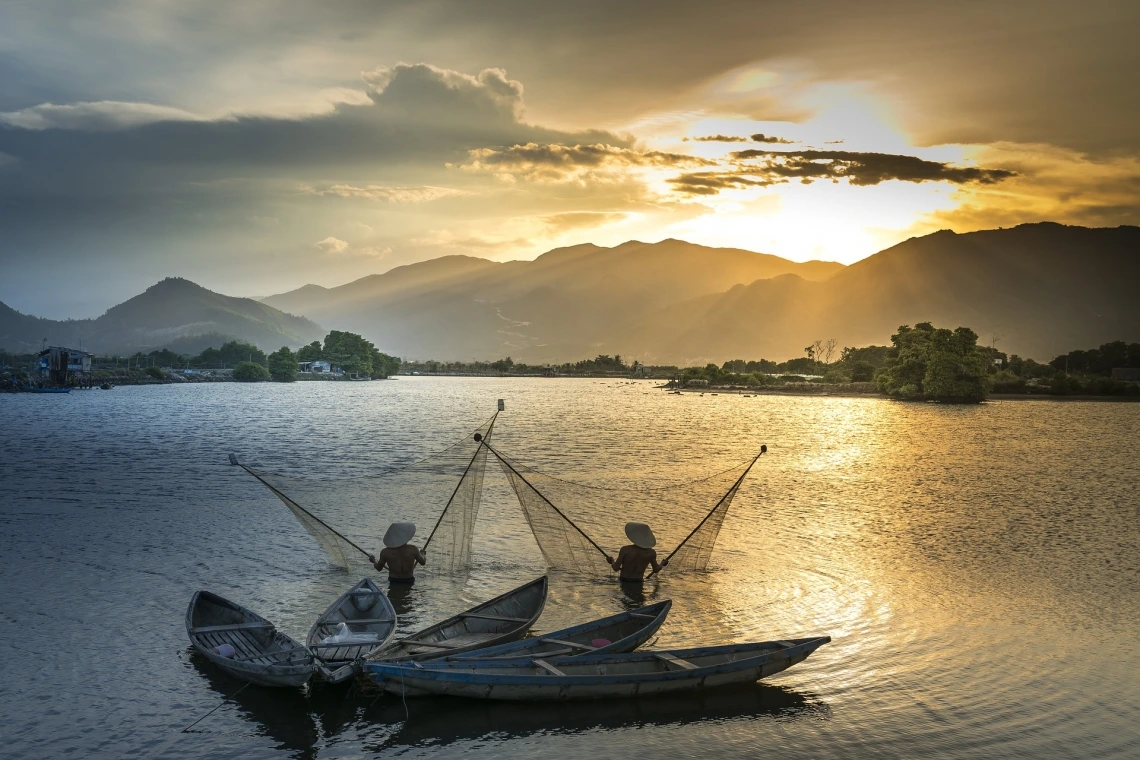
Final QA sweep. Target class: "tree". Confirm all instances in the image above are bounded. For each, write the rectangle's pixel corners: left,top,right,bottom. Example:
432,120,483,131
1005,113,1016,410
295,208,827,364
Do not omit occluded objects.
490,357,515,373
370,349,401,379
323,330,374,376
876,323,989,402
821,338,838,365
193,340,266,368
267,346,297,382
850,361,875,382
144,366,165,380
296,341,322,362
232,360,270,382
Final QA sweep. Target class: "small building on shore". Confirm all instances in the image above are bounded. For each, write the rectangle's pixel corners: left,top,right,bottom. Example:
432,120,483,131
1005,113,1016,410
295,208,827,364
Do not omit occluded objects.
38,346,94,385
299,360,334,373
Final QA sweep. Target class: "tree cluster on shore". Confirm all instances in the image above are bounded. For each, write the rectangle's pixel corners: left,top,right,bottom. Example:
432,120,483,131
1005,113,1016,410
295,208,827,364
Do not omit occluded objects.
402,354,639,377
0,330,401,385
3,328,1138,399
667,326,1139,402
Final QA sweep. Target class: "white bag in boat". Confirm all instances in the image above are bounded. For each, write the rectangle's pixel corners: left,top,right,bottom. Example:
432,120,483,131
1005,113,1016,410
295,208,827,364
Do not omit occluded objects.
321,622,381,644
211,643,236,658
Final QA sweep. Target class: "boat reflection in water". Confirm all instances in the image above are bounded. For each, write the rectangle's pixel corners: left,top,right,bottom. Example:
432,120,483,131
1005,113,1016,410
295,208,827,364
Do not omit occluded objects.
187,651,320,759
369,682,827,752
189,646,825,756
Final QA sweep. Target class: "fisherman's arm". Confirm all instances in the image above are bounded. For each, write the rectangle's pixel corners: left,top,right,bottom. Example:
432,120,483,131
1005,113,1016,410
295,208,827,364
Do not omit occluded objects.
372,550,388,572
650,549,665,574
608,547,625,572
415,546,427,565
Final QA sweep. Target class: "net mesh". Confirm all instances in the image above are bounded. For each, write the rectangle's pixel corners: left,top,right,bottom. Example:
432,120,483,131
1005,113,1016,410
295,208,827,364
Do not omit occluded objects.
489,446,761,575
667,479,742,572
244,416,496,573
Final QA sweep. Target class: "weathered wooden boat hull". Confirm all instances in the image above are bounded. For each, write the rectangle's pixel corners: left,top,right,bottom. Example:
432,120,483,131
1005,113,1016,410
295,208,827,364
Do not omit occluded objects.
308,578,397,684
369,637,830,701
441,600,671,661
186,590,316,688
366,576,548,662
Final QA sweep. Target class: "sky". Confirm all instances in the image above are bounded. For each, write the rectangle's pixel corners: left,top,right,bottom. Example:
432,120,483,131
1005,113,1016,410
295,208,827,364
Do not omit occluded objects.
1,0,1138,318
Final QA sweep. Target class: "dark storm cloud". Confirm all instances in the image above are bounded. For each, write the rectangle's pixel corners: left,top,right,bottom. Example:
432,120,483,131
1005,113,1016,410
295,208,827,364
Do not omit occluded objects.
460,143,711,176
729,149,1016,186
666,171,773,195
686,135,751,143
5,2,1136,154
0,62,627,229
664,149,1017,196
751,134,795,144
0,64,619,174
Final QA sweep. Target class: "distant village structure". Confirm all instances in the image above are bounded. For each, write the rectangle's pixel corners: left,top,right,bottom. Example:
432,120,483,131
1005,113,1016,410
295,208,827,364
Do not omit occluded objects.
38,345,94,386
298,360,342,376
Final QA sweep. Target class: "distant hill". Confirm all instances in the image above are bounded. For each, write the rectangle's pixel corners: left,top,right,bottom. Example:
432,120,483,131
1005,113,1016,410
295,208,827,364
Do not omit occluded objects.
617,223,1140,363
261,239,845,360
261,224,1139,364
8,225,1135,363
0,277,323,355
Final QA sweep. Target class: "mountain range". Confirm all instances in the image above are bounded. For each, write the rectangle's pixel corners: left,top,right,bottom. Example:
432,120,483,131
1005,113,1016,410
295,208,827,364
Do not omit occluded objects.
0,277,322,355
2,224,1137,362
261,224,1140,363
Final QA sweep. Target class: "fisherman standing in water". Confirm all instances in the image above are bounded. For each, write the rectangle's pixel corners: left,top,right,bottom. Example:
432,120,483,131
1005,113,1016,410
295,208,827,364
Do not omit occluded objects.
371,522,426,584
608,522,667,582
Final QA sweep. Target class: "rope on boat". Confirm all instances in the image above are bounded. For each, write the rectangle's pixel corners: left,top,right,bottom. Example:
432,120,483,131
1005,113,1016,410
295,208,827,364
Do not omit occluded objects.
180,681,250,733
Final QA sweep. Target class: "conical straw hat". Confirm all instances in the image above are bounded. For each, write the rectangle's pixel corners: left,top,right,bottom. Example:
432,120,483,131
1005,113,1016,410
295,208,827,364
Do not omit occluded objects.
383,522,417,548
624,522,656,549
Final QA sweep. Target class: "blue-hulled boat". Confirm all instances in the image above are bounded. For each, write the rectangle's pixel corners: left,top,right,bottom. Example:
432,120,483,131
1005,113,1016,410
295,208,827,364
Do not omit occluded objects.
365,577,548,662
369,636,831,701
439,600,671,661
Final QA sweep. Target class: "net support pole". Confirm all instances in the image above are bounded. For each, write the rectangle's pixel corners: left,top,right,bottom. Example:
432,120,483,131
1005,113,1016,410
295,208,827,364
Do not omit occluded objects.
423,411,498,551
230,457,374,560
660,445,767,568
484,441,613,562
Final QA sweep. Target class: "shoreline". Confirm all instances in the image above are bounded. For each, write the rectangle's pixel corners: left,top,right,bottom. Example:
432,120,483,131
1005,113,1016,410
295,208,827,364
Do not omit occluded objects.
666,386,1140,402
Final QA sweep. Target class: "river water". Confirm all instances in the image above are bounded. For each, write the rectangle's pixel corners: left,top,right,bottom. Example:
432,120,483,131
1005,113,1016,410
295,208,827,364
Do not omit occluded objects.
1,379,1137,759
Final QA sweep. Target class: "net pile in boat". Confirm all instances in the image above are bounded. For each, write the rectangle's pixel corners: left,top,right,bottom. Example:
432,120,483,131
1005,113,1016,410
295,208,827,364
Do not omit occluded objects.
489,446,761,575
245,416,496,573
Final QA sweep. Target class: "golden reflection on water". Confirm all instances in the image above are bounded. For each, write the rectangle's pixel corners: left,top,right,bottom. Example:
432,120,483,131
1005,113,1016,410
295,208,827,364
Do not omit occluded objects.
3,379,1138,759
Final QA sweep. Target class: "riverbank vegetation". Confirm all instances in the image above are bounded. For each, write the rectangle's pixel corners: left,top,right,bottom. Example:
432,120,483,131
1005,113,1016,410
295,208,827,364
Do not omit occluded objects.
3,330,1137,399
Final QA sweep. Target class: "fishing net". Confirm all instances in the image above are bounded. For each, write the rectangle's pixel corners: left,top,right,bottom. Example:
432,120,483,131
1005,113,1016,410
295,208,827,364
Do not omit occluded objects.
239,416,497,573
488,445,763,575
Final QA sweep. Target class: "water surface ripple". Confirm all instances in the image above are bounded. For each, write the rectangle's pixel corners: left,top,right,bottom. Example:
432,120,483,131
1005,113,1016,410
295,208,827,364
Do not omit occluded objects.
1,379,1137,759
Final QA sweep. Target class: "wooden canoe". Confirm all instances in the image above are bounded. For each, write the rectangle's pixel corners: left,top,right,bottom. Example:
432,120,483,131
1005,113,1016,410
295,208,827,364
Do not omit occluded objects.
366,576,548,662
440,600,671,661
186,590,316,688
368,636,830,700
308,578,397,684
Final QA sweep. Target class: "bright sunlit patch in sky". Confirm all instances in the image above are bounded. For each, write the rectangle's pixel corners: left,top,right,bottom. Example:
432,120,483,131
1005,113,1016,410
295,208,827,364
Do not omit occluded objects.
629,81,974,263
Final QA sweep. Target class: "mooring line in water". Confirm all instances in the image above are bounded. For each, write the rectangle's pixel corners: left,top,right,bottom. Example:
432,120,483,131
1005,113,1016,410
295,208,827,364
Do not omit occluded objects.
180,681,250,733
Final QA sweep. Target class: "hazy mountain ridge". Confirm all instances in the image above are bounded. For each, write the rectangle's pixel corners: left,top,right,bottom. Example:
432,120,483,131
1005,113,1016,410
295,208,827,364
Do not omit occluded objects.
260,239,847,360
262,223,1136,363
618,223,1140,363
4,225,1135,362
0,277,324,354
